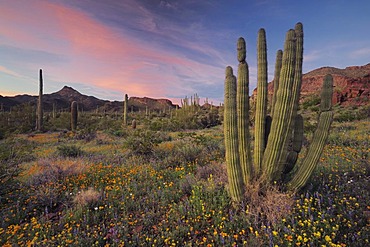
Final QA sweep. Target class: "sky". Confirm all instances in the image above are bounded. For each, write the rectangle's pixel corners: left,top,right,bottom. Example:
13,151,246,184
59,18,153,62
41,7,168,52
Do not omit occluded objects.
1,0,370,105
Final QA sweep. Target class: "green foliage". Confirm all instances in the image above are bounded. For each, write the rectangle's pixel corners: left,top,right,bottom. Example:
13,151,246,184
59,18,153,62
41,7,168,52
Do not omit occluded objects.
0,138,35,200
302,95,321,110
56,144,84,157
124,130,170,156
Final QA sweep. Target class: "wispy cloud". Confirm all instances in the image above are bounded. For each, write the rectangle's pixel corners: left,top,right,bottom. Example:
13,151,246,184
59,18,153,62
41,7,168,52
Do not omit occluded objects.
349,47,370,58
0,65,23,78
0,0,227,101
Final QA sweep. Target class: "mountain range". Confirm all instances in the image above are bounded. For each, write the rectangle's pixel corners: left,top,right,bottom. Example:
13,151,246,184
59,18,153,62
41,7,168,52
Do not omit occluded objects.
1,64,369,112
0,86,178,113
252,63,370,106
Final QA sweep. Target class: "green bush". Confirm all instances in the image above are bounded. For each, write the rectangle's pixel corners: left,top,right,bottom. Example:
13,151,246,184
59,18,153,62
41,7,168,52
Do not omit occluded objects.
302,95,320,109
56,144,84,157
0,138,35,200
124,130,170,156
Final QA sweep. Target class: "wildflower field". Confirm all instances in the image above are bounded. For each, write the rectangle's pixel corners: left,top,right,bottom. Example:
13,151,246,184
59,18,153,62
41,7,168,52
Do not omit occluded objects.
0,116,369,246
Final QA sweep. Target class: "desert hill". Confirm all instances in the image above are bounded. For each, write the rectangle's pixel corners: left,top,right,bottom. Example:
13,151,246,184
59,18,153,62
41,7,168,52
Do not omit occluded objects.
0,86,178,112
252,63,370,106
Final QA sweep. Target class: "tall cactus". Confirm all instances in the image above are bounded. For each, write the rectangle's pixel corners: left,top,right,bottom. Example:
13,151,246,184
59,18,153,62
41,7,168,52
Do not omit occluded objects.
288,74,334,190
262,29,297,181
71,101,78,131
123,94,128,126
254,28,268,175
223,22,333,202
237,37,253,183
271,50,283,117
37,69,43,131
224,66,244,202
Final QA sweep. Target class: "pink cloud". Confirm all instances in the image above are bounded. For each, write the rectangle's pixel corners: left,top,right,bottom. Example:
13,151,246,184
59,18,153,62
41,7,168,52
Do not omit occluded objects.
0,0,224,101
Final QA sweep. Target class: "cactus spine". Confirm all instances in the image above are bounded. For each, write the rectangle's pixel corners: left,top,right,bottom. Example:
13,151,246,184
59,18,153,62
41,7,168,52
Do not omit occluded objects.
37,69,43,131
237,37,252,183
224,66,244,202
123,94,128,126
71,101,78,131
223,22,333,202
254,29,268,175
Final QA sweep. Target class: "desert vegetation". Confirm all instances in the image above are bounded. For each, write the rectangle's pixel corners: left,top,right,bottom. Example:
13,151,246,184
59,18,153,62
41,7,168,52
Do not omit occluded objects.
0,23,369,246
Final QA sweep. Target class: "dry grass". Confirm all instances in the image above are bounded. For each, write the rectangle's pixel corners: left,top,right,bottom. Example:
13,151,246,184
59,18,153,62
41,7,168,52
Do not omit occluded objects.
73,187,101,207
22,157,89,182
244,178,294,226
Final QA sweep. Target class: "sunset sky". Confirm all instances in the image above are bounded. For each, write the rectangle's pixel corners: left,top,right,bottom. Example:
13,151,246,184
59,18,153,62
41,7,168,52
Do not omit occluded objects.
1,0,370,104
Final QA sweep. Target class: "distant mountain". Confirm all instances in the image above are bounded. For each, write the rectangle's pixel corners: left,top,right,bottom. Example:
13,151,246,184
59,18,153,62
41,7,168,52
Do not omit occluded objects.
252,63,370,106
1,64,368,112
0,86,178,112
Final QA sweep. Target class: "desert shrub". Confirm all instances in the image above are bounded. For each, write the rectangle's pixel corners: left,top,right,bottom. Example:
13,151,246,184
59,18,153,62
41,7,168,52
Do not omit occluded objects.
73,129,97,142
31,183,63,210
302,95,320,109
179,174,197,196
20,158,90,215
28,158,88,185
124,130,169,156
177,132,225,165
334,110,357,122
196,162,228,184
244,180,294,226
197,108,221,128
56,144,84,157
309,105,320,112
48,112,70,130
109,128,129,137
176,143,203,164
304,120,317,133
0,138,36,199
73,187,101,208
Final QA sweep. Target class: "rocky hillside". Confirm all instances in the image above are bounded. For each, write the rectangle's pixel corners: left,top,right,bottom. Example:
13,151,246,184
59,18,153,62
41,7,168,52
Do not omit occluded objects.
0,86,178,112
253,63,370,106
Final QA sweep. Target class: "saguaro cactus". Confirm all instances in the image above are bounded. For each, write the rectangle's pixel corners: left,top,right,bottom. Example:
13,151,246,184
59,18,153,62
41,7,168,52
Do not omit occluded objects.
223,22,333,202
37,69,43,131
123,94,128,126
71,101,78,131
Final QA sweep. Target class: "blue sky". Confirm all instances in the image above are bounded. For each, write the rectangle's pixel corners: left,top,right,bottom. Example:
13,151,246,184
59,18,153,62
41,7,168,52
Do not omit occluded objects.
1,0,369,104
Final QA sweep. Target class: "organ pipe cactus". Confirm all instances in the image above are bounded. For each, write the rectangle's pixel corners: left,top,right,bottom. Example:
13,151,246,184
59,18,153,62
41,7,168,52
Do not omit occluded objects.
288,74,333,190
223,22,333,202
237,37,253,183
71,101,78,131
254,29,268,175
271,50,283,117
37,69,43,131
224,66,245,202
